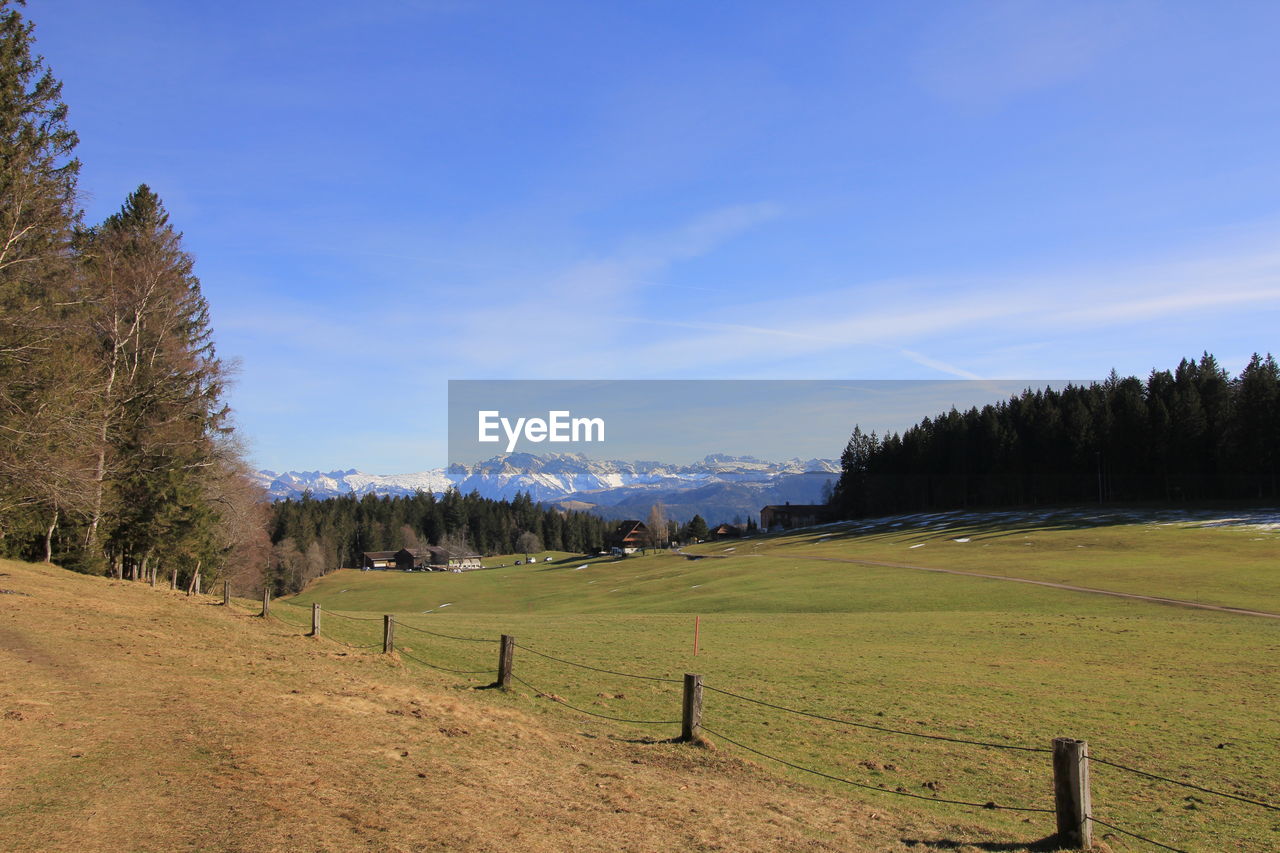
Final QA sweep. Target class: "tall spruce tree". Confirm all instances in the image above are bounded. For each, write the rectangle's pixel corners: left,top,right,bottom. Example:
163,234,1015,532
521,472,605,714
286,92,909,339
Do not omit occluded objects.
0,0,87,555
80,185,230,582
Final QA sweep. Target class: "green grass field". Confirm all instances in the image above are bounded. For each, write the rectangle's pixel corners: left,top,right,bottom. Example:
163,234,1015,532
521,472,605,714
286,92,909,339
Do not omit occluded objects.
286,509,1280,852
714,507,1280,613
477,549,579,569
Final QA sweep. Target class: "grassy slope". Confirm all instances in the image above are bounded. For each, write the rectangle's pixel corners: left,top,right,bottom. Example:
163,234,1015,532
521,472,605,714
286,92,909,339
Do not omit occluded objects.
727,508,1280,613
478,549,578,569
0,557,1021,853
291,511,1280,852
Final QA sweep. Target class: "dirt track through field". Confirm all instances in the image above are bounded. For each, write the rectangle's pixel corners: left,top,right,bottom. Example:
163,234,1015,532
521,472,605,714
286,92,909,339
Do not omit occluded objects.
782,555,1280,619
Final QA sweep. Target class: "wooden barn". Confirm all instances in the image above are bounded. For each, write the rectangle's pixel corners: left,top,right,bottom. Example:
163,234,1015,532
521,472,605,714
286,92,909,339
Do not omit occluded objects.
759,503,838,531
362,550,399,570
363,547,483,571
395,548,428,571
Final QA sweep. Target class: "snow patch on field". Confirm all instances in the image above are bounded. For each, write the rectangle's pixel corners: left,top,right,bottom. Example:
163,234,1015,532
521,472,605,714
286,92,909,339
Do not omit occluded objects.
829,506,1280,536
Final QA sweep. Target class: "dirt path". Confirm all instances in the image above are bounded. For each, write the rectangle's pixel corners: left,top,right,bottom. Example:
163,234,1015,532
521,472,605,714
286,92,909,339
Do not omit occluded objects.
784,554,1280,619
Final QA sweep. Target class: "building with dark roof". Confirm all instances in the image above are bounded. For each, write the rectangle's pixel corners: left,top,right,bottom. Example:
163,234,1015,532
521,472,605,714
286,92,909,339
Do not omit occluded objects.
610,519,649,553
759,503,838,531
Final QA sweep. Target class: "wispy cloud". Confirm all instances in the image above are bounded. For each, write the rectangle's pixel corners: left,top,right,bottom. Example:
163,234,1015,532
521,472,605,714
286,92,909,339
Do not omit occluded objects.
502,230,1280,378
913,0,1149,108
899,349,983,379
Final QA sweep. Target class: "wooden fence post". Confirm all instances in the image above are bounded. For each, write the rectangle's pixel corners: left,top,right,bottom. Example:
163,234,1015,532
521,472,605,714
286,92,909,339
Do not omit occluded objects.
681,673,703,742
383,615,395,654
1053,737,1092,849
261,587,270,617
311,603,321,637
223,580,230,606
498,634,515,689
170,567,177,590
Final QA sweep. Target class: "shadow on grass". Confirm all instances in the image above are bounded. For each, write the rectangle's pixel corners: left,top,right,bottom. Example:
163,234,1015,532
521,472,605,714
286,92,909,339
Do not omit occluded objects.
899,835,1064,852
783,501,1280,551
531,557,620,574
608,734,681,745
788,510,1115,550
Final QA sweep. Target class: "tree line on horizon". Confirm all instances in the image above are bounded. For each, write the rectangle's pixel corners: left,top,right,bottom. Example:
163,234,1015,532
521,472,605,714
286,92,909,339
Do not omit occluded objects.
830,352,1280,518
0,2,268,590
267,490,618,593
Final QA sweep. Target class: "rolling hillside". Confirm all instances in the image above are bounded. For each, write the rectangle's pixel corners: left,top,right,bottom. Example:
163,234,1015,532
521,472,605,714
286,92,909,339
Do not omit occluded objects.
0,557,1018,853
289,506,1280,852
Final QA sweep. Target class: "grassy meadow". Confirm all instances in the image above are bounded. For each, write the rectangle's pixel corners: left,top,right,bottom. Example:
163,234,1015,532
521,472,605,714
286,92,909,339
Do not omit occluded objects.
286,508,1280,852
8,557,1002,852
723,507,1280,613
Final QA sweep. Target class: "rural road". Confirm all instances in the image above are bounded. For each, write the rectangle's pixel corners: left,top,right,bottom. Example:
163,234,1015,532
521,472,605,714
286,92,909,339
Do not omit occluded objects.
781,554,1280,619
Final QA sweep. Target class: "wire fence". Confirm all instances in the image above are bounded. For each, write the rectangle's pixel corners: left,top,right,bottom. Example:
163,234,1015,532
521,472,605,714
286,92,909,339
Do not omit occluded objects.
514,642,682,683
398,646,495,675
323,609,384,623
510,673,681,725
206,586,1276,852
698,723,1054,813
702,682,1051,753
1089,755,1280,812
395,620,494,644
1090,817,1189,853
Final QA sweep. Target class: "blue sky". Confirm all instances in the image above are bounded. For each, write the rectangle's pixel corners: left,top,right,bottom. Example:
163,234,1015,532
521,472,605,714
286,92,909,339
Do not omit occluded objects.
446,380,1075,466
35,1,1280,472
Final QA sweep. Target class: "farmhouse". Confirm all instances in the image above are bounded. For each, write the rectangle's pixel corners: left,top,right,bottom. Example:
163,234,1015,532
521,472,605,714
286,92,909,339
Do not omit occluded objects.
610,519,648,554
759,503,838,531
433,547,483,571
394,548,428,571
710,523,743,539
363,547,483,571
362,550,399,570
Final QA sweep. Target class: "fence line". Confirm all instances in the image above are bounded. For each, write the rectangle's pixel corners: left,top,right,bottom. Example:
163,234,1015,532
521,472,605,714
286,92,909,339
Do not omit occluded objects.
1090,817,1189,853
397,646,495,676
208,593,1271,851
514,641,682,683
322,609,384,623
322,619,383,652
703,682,1050,753
267,609,312,630
510,673,681,725
1090,755,1280,811
699,723,1053,813
395,620,495,644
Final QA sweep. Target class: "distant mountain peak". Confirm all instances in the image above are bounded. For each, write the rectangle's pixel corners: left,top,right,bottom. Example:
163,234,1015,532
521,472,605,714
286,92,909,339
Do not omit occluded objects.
252,454,839,523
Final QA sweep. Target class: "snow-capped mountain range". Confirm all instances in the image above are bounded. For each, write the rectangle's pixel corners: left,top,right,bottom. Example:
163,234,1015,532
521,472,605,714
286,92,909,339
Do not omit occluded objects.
252,453,840,523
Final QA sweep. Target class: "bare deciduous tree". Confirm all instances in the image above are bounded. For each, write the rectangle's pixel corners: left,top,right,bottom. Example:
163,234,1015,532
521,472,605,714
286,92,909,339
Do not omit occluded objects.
644,502,668,551
516,530,541,561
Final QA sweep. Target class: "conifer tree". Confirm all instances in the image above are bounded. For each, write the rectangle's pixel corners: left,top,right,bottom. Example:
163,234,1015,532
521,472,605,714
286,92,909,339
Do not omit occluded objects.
0,0,86,554
80,185,231,581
